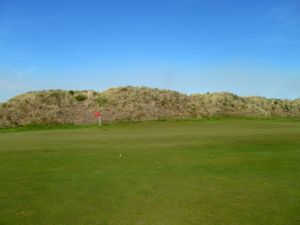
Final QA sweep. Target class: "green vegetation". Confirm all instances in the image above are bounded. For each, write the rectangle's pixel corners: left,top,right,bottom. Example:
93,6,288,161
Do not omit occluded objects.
0,86,300,128
0,119,299,225
75,93,88,101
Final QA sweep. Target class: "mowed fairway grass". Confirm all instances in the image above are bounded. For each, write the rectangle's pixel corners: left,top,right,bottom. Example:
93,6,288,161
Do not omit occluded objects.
0,119,300,225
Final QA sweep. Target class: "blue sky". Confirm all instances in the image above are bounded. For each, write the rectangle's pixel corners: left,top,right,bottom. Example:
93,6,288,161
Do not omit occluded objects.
0,0,300,101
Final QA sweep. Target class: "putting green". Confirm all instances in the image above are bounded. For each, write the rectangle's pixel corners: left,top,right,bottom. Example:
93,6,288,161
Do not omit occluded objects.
0,119,300,225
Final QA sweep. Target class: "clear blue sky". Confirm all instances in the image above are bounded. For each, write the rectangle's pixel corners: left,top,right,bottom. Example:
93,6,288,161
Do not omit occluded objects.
0,0,299,101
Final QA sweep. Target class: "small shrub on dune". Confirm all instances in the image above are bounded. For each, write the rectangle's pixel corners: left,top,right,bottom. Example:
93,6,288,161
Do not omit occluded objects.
75,93,88,101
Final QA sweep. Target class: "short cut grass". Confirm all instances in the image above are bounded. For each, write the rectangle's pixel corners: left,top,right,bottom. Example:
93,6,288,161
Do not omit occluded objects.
0,119,299,225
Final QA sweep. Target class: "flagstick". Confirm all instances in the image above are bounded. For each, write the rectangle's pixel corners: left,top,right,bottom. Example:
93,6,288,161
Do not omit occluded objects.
98,116,102,127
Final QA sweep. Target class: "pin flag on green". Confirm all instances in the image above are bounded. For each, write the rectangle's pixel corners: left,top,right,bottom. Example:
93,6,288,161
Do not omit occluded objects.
94,111,102,127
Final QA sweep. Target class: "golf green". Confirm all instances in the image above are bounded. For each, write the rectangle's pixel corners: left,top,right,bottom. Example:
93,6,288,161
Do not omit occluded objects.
0,119,299,225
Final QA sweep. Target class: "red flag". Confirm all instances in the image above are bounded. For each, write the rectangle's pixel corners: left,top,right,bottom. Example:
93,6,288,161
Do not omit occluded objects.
94,111,101,117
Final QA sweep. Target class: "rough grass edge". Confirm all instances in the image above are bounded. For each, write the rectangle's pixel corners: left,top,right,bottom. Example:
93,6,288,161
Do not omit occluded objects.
1,116,300,133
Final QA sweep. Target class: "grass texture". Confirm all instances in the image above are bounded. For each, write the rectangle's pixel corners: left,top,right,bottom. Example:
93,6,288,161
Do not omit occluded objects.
0,119,299,225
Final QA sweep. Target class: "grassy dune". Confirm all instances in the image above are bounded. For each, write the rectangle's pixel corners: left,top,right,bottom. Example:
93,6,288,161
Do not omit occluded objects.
0,119,300,225
1,86,300,128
